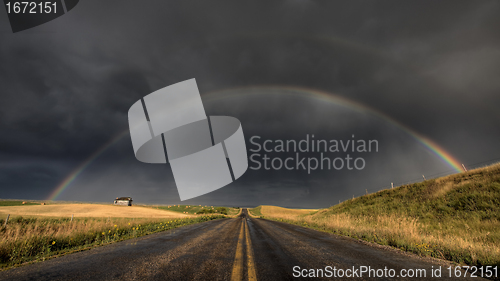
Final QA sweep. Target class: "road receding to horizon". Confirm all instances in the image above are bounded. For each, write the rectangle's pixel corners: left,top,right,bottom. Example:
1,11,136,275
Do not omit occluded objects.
0,209,486,281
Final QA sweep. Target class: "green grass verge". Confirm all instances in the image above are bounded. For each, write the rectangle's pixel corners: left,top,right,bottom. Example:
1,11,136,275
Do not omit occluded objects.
248,206,263,217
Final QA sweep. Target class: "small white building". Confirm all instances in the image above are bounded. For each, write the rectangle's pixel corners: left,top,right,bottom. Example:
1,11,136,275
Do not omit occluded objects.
114,197,133,206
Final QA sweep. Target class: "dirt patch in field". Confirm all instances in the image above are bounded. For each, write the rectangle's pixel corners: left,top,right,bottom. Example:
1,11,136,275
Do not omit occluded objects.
0,204,191,218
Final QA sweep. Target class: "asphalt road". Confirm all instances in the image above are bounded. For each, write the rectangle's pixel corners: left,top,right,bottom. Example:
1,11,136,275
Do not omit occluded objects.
0,209,487,281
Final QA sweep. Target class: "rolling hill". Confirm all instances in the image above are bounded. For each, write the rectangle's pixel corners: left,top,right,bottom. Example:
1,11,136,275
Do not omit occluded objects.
252,163,500,268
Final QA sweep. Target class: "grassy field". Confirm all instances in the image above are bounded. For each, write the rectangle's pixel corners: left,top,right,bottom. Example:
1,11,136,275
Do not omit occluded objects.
0,202,232,269
146,204,240,216
253,206,317,217
0,215,224,268
0,201,38,206
0,204,191,218
251,163,500,268
248,206,263,217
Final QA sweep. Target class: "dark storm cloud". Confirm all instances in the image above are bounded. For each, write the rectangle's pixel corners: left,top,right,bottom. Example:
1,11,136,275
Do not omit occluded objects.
1,1,499,207
0,40,149,157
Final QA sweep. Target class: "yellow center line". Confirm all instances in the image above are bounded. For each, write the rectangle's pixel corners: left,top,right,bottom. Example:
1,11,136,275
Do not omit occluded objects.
244,219,257,281
231,219,245,281
231,217,258,281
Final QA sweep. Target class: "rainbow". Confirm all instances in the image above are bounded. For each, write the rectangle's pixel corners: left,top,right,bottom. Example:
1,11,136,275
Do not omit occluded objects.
47,86,463,201
46,130,130,201
203,86,464,173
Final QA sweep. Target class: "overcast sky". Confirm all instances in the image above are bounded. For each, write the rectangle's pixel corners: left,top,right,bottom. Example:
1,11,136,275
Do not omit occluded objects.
1,1,499,208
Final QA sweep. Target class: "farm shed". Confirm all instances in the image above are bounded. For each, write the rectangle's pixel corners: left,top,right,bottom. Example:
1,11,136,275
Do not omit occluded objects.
114,197,133,206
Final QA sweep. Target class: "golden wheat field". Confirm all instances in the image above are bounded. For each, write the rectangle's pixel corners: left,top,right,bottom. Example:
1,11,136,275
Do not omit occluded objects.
0,204,191,218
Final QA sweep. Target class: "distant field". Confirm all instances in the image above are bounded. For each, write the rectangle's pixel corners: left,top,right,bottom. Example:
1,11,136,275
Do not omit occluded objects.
254,163,500,268
0,204,191,218
0,201,38,206
147,204,240,216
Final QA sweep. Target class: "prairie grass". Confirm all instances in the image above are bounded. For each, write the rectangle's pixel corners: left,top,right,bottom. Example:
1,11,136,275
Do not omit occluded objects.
0,204,188,218
248,206,263,217
252,163,500,268
0,215,224,268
